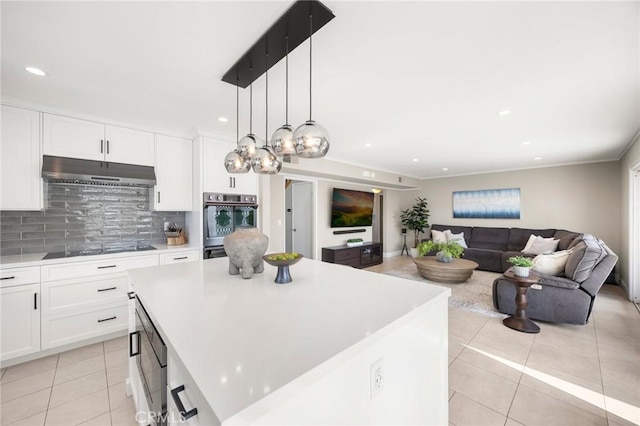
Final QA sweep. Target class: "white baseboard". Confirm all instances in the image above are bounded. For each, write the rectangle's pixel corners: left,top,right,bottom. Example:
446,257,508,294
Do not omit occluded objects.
384,250,401,258
618,278,631,301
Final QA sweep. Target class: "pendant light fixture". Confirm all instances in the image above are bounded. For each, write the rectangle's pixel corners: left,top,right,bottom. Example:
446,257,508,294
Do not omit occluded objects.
253,50,282,174
237,68,262,160
224,80,251,173
294,13,330,159
271,37,296,157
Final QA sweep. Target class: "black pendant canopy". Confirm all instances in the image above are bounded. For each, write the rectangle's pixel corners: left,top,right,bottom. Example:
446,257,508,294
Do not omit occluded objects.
221,0,335,88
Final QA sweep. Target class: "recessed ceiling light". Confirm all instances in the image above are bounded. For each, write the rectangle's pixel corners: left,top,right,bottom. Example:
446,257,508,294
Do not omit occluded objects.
442,168,449,171
534,157,542,160
364,143,372,147
497,110,511,116
25,67,46,76
522,141,532,146
218,116,229,123
412,158,419,162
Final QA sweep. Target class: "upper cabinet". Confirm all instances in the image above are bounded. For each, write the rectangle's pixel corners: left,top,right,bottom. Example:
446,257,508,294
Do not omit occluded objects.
202,137,258,195
43,114,154,166
1,105,43,210
153,135,192,211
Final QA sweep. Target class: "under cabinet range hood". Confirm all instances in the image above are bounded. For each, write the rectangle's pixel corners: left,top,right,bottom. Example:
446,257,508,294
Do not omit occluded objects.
42,155,157,187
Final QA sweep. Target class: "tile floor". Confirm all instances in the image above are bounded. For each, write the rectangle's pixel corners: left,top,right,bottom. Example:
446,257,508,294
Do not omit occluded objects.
1,255,638,426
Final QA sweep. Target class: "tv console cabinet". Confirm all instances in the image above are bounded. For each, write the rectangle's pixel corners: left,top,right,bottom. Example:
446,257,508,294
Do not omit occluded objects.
321,242,382,269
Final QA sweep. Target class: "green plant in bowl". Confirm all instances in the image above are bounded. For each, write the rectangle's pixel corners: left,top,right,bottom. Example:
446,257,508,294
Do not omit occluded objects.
417,241,464,258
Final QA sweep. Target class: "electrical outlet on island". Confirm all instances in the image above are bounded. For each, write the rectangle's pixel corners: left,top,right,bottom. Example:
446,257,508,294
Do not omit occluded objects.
370,358,384,399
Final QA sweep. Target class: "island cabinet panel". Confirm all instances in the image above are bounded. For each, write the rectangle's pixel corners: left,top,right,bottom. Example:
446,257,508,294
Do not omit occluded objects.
321,242,382,268
167,349,219,426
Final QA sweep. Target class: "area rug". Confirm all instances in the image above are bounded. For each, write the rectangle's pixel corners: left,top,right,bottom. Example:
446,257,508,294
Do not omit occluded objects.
383,263,508,318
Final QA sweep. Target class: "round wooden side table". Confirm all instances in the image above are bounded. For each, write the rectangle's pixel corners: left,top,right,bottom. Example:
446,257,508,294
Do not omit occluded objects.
501,268,541,333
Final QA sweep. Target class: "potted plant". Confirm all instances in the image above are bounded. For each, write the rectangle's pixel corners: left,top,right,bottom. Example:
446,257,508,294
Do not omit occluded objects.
418,240,464,263
346,238,364,247
508,256,534,277
400,197,430,256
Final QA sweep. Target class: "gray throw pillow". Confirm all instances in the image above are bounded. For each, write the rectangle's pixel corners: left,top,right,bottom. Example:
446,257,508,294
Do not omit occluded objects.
564,235,606,283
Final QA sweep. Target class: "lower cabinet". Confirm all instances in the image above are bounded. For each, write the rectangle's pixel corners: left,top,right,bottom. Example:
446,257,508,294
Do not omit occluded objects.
0,283,40,361
167,349,218,425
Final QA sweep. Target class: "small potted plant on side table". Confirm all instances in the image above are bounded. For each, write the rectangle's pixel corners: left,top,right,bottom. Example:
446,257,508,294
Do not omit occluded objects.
507,256,534,277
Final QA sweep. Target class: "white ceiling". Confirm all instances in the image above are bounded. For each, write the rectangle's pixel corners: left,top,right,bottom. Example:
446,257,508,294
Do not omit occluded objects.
2,1,639,179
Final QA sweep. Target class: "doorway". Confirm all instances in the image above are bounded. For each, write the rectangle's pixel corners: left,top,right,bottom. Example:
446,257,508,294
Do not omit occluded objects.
372,193,384,248
285,179,314,259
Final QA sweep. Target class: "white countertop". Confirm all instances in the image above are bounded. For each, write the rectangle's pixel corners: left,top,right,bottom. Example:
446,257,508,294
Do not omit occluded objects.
0,243,201,268
129,258,450,423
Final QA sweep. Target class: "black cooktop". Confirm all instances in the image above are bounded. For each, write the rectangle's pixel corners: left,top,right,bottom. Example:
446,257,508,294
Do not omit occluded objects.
43,246,157,260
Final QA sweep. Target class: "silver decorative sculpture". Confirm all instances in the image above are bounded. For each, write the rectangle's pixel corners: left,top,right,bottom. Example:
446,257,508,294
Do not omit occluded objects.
223,228,269,279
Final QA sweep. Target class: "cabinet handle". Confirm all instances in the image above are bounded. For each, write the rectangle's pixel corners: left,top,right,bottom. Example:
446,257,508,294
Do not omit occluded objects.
97,286,117,292
127,291,135,300
97,316,116,323
100,139,104,154
158,191,161,203
97,265,117,269
171,385,198,421
233,177,236,188
174,256,188,260
129,331,140,357
106,140,110,154
229,177,232,188
34,293,37,310
0,276,15,280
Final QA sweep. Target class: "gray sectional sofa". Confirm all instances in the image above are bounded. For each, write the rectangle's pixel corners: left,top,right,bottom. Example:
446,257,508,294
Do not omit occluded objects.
426,224,582,272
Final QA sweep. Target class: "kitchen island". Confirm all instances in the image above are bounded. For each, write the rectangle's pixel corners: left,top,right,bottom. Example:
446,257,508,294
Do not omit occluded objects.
128,257,450,425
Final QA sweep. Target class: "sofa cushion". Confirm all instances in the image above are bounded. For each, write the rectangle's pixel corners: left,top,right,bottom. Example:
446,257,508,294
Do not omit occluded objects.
554,230,582,251
537,273,581,290
431,229,447,243
445,230,468,248
526,237,560,255
508,228,556,251
470,227,509,251
431,224,472,243
464,247,504,272
564,235,607,283
532,250,572,276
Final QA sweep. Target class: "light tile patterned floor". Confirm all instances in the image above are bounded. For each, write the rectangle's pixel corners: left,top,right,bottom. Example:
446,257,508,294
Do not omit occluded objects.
1,255,638,425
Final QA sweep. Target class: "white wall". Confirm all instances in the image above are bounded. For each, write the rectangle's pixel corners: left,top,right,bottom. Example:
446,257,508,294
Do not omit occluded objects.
395,162,621,256
619,134,640,298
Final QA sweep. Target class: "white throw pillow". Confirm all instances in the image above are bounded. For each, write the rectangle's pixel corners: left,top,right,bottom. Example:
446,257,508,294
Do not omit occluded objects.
522,234,555,253
527,237,560,255
444,230,468,248
431,229,447,244
532,249,573,276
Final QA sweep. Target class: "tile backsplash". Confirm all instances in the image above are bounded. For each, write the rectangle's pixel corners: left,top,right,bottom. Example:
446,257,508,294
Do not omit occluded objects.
0,183,186,256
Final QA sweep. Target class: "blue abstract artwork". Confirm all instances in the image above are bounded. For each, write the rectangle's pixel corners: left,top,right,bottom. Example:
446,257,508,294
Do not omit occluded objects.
452,188,521,219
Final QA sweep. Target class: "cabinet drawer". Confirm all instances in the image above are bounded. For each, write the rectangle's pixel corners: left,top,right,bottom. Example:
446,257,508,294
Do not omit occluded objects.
332,248,359,261
159,251,200,265
0,266,40,288
42,275,128,315
41,255,158,281
41,303,128,350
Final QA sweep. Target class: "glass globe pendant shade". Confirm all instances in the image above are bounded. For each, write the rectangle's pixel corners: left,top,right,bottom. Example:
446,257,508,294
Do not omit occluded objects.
271,125,296,156
237,133,262,159
252,146,282,174
224,150,250,173
294,120,330,158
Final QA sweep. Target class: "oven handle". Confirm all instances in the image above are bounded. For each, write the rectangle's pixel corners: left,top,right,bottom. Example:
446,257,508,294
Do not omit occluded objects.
171,385,198,421
129,331,140,357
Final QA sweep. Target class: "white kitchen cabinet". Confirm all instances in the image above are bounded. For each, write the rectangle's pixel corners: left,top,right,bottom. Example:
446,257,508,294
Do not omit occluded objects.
40,254,158,350
1,281,40,362
202,137,258,195
154,135,192,211
159,250,200,265
43,114,154,166
0,105,43,210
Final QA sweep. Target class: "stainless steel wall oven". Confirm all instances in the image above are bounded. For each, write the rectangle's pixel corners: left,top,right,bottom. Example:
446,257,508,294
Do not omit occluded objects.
203,193,258,259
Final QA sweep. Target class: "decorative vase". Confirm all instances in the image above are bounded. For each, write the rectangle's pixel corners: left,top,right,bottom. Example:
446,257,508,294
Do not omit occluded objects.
223,228,269,279
436,251,453,263
409,248,419,258
513,266,531,277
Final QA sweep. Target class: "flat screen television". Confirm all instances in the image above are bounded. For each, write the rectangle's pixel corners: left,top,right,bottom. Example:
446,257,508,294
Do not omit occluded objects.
331,188,374,227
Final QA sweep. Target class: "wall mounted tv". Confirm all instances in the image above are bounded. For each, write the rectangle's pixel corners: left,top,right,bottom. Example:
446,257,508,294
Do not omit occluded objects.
330,188,374,228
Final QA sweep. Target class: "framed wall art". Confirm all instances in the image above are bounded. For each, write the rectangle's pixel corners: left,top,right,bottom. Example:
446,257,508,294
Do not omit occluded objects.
452,188,521,219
